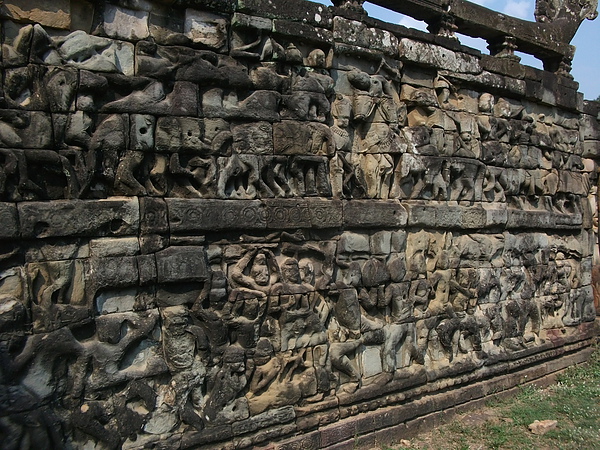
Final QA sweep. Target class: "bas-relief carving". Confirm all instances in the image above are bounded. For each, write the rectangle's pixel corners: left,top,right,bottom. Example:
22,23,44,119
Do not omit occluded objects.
0,9,597,449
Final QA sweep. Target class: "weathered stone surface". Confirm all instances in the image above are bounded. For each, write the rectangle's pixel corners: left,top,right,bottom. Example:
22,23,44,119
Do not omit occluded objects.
50,31,135,76
0,204,19,239
398,39,481,74
272,19,333,44
343,201,407,227
406,203,488,229
156,246,208,283
185,9,228,51
91,256,139,290
233,122,273,155
0,111,53,148
90,237,140,257
528,419,558,435
167,199,266,231
236,0,332,27
333,17,397,56
104,5,150,41
232,406,295,435
308,198,343,228
506,209,582,229
18,199,139,238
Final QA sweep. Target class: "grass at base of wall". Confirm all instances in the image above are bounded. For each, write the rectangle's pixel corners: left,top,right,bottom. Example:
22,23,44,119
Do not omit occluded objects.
390,345,600,450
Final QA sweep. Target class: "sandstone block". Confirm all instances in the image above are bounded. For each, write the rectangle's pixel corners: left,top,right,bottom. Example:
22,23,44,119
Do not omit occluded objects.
232,406,295,436
264,199,311,229
167,199,267,232
91,256,139,290
398,39,481,74
90,237,140,257
0,203,19,239
95,288,137,314
1,0,70,29
231,13,272,30
237,0,332,27
19,198,139,238
343,201,407,228
140,197,169,234
308,198,343,228
104,5,149,41
333,17,397,56
233,122,273,155
156,246,209,283
185,9,228,51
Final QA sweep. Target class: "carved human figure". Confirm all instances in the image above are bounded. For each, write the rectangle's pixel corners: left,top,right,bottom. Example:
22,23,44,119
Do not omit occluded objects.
270,257,325,351
202,346,248,423
350,71,401,154
330,94,353,152
331,261,383,336
160,306,208,430
434,75,453,108
246,342,313,414
284,48,333,122
248,339,281,396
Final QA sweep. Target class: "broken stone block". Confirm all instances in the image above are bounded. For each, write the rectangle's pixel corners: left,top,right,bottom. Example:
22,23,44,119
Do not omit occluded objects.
185,9,228,51
528,419,558,435
130,114,155,151
264,198,311,229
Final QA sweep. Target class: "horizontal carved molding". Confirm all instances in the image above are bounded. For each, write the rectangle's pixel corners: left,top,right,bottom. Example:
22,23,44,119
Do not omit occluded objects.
4,198,586,239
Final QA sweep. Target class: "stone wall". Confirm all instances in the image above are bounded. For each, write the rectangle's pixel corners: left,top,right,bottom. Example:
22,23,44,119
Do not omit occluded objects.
0,0,598,448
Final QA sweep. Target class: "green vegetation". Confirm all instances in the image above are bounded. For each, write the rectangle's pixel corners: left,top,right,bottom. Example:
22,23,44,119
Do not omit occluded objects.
392,345,600,450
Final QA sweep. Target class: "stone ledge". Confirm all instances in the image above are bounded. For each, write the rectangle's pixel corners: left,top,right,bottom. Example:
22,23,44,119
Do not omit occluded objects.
272,334,597,449
8,198,586,240
17,198,140,238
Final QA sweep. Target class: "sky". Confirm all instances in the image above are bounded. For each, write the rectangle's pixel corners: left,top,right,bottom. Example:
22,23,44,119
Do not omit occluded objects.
321,0,600,100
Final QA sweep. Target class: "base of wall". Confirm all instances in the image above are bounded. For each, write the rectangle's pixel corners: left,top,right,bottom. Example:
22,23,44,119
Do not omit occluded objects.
237,323,598,450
